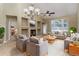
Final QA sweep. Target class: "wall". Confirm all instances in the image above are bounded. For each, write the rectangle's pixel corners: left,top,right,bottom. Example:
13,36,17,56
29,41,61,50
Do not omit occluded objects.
0,4,4,26
77,4,79,32
0,3,29,42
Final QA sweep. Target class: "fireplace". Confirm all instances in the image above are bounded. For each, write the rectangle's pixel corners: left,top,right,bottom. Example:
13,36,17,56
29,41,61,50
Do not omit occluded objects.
30,30,36,36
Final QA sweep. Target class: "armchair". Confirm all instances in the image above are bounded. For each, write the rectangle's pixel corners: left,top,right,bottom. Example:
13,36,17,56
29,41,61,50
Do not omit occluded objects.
69,43,79,56
26,37,48,56
16,34,29,52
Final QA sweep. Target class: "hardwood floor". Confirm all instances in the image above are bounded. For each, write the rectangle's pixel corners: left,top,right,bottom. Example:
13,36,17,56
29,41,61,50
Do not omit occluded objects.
0,39,69,56
0,40,26,56
48,39,69,56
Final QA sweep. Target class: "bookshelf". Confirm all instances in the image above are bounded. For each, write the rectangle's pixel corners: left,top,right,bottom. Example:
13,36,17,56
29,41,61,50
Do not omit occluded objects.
21,17,29,37
20,16,42,37
36,16,42,36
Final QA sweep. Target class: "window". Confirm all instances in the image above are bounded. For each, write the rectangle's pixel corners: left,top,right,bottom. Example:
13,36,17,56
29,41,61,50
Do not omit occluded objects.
51,19,68,33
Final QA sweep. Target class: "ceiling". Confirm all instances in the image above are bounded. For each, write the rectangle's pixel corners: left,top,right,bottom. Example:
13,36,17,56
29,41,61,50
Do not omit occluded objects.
31,3,78,17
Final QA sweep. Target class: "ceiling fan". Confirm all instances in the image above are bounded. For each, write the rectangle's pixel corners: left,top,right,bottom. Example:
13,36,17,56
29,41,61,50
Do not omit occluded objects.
41,11,55,16
46,11,55,16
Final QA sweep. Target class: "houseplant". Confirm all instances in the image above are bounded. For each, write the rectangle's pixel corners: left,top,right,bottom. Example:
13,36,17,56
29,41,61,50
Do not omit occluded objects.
69,27,77,33
0,26,5,43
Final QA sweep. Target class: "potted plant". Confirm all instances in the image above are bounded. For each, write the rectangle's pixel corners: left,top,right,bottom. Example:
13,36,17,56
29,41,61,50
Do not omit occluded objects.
0,26,5,43
69,27,77,33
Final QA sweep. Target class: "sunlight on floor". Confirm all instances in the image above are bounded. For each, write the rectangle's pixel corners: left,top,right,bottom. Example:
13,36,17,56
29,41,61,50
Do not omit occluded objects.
48,39,69,56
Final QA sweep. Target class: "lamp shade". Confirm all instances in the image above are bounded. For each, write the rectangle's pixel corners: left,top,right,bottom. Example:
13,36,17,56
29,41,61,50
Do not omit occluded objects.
24,9,30,15
24,4,41,16
35,8,40,12
24,9,28,12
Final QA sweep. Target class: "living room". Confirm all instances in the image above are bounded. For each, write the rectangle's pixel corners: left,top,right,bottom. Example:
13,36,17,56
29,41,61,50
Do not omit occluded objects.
0,3,79,56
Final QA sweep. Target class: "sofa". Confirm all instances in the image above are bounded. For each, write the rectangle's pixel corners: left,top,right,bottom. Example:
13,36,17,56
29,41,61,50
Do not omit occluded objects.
16,34,29,52
26,36,48,56
52,31,68,40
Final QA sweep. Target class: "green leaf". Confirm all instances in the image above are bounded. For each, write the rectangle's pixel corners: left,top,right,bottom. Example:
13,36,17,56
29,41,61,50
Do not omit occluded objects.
0,27,5,39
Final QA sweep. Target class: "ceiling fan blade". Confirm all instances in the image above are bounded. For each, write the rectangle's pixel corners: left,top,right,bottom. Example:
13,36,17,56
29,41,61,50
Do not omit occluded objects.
50,12,55,14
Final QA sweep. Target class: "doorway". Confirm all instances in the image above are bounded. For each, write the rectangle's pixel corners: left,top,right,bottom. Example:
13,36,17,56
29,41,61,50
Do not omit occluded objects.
6,16,17,41
43,24,47,34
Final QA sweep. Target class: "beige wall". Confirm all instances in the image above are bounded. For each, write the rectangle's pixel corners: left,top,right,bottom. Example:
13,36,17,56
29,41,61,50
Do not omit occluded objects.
77,4,79,32
0,4,4,26
53,15,77,28
0,3,29,41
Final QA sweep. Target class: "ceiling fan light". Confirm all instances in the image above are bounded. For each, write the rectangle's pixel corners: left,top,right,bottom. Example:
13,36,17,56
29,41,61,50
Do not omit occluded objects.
35,8,40,12
24,9,28,12
29,6,34,11
35,8,40,15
